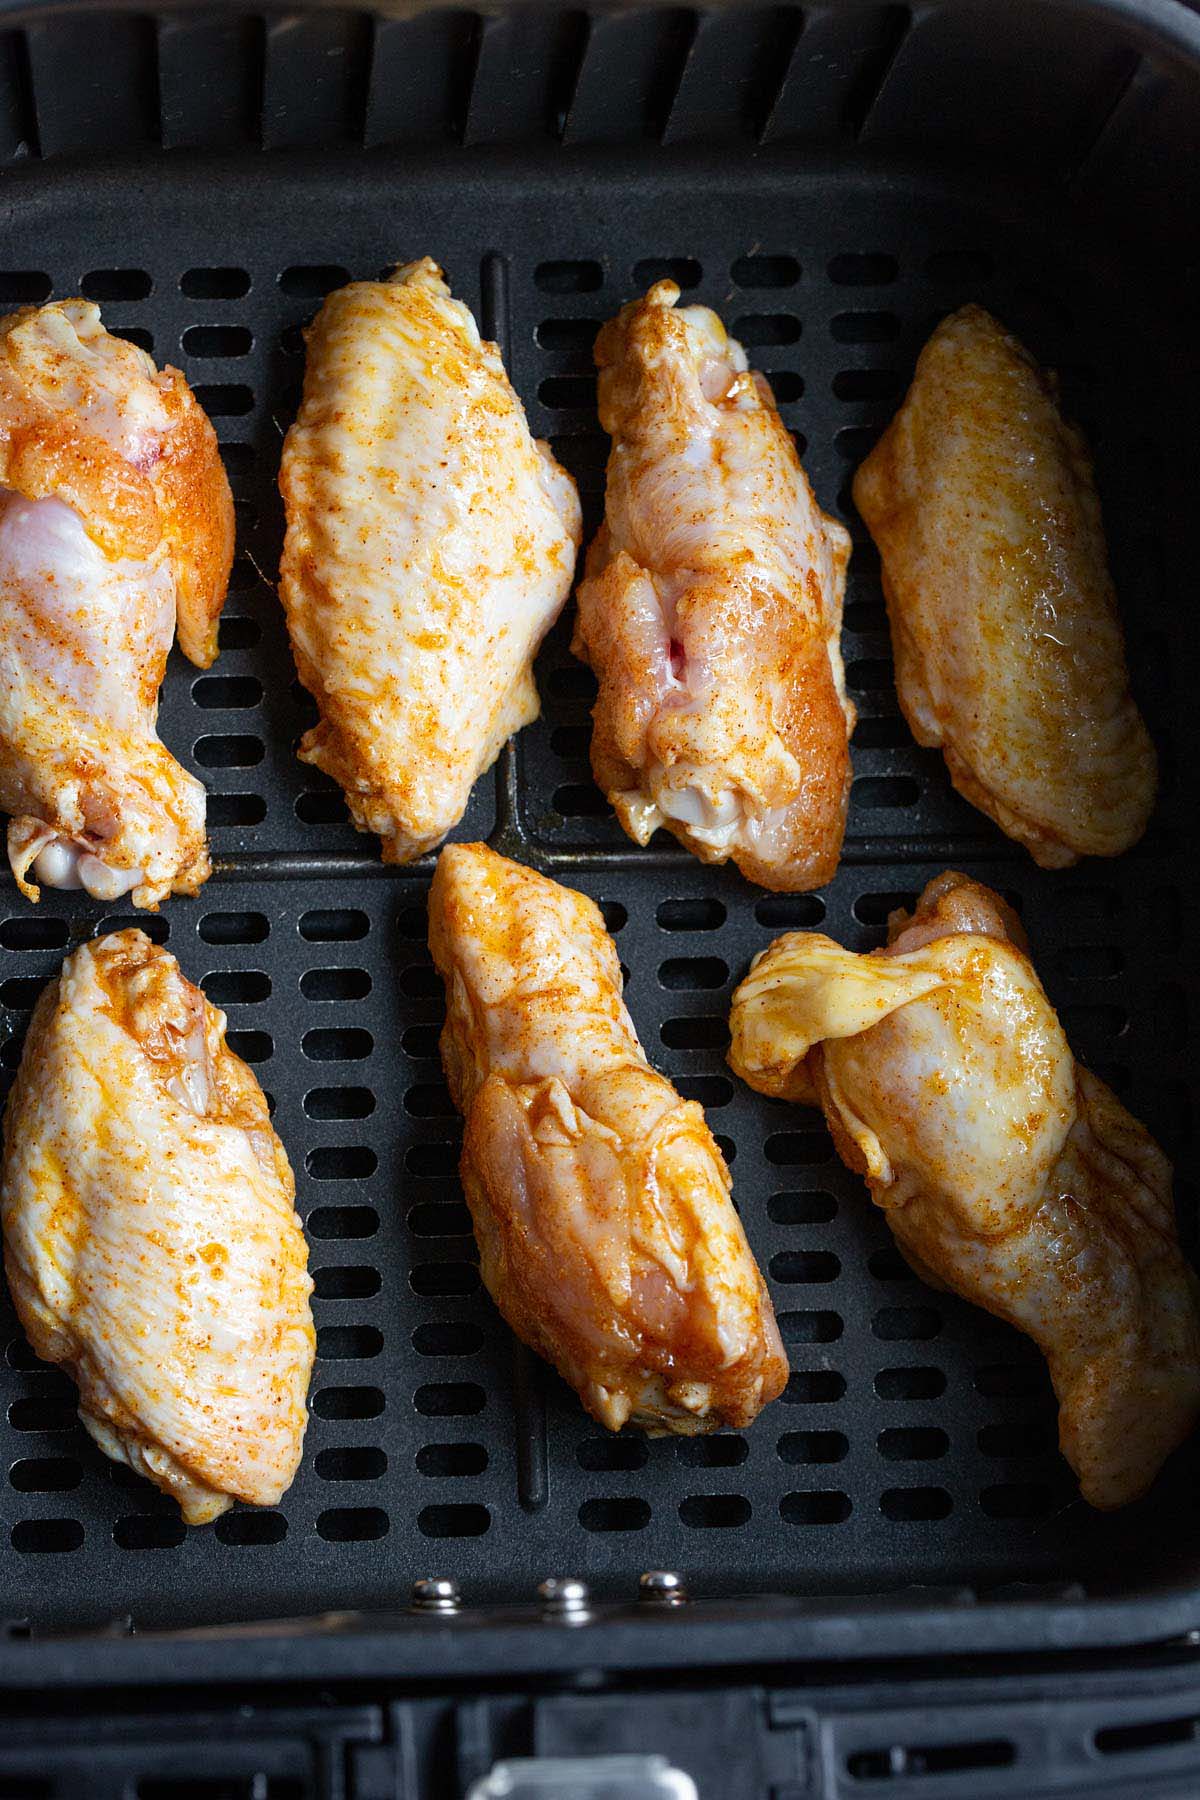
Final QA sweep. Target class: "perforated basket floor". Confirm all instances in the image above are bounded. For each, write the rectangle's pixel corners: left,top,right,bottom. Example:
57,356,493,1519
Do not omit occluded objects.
0,143,1195,1634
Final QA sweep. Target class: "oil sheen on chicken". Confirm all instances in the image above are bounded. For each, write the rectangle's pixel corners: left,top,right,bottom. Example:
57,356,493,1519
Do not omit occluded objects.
0,298,234,906
0,931,314,1523
278,259,581,862
429,842,788,1433
572,281,854,891
729,872,1200,1508
853,305,1155,867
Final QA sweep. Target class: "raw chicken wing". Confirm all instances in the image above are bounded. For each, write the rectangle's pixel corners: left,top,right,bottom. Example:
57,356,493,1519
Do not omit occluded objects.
279,259,581,861
573,281,853,890
429,842,787,1432
0,298,234,905
1,930,314,1522
853,306,1155,866
729,871,1200,1507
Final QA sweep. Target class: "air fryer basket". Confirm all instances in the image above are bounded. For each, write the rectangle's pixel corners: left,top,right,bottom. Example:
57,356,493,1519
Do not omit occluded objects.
0,0,1197,1677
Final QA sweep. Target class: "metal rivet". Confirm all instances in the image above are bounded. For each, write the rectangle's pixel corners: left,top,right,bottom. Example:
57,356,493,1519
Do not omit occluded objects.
538,1576,591,1621
639,1570,688,1607
410,1577,461,1615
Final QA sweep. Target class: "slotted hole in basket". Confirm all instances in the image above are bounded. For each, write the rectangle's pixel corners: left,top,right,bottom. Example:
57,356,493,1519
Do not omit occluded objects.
633,256,701,288
402,1024,442,1059
399,964,441,998
220,614,262,650
770,1251,841,1284
765,1130,832,1166
202,970,270,1006
675,1074,733,1108
577,1436,649,1473
831,309,900,343
755,894,825,928
580,1497,651,1532
875,1366,946,1401
854,776,920,810
317,1325,383,1361
412,1322,483,1358
417,1443,488,1478
225,1028,271,1063
315,1446,386,1482
977,1421,1051,1458
8,1457,82,1493
182,324,252,357
181,266,250,297
303,1027,372,1062
0,270,50,302
8,1396,78,1432
679,1494,750,1529
539,375,596,409
660,1015,729,1051
980,1483,1053,1519
0,917,68,949
834,367,901,401
10,1519,83,1553
778,1430,848,1465
300,967,372,1002
410,1263,479,1299
880,1487,953,1521
415,1382,485,1417
731,253,799,288
873,1307,941,1341
869,1245,915,1282
313,1264,380,1300
974,1363,1049,1398
779,1310,843,1344
293,786,349,826
192,383,254,417
208,795,267,827
306,1205,379,1241
0,977,44,1010
304,1086,375,1120
113,1515,186,1551
785,1371,845,1404
878,1427,949,1462
317,1507,388,1542
192,675,263,709
406,1143,458,1178
828,252,898,285
658,956,728,990
312,1386,384,1421
81,267,151,300
279,263,350,297
657,897,726,931
418,1503,488,1537
780,1490,851,1525
536,317,599,353
535,259,602,293
678,1435,748,1469
732,312,800,345
404,1082,456,1118
768,1191,837,1225
408,1200,472,1237
114,326,153,352
306,1145,377,1180
552,783,608,817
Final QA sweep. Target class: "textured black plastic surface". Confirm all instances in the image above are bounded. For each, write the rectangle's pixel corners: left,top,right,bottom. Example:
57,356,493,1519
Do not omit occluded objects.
0,0,1196,1656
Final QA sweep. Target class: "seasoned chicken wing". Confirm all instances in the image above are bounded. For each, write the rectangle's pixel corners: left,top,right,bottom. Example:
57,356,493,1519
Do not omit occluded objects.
1,930,314,1523
0,298,234,906
853,305,1155,867
572,280,853,891
429,842,787,1432
729,872,1200,1507
279,259,581,862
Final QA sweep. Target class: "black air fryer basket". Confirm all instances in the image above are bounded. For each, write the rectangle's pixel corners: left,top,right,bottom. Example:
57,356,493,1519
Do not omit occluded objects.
1,0,1200,1793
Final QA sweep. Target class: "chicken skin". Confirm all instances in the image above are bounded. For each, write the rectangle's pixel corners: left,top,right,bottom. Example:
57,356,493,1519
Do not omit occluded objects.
729,872,1200,1508
853,305,1155,867
0,298,234,906
572,281,853,891
1,930,314,1523
279,259,581,862
429,842,787,1433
